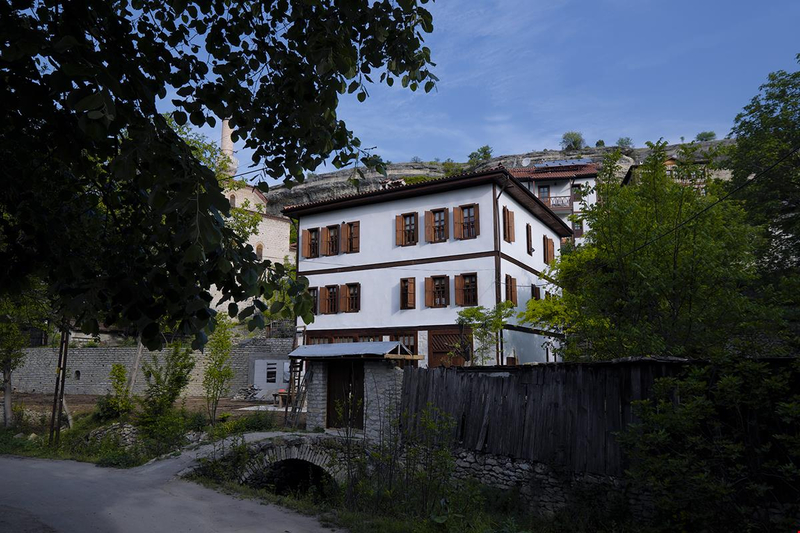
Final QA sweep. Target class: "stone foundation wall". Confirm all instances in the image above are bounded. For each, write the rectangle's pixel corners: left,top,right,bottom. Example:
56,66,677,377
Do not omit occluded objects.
453,450,652,518
8,338,293,398
364,361,404,442
305,361,328,431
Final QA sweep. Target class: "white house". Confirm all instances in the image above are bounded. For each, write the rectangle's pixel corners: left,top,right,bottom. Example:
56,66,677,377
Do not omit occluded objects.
508,159,598,243
283,168,572,366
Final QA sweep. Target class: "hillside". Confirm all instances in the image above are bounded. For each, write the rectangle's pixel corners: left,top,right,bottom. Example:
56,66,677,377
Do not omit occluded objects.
262,140,732,216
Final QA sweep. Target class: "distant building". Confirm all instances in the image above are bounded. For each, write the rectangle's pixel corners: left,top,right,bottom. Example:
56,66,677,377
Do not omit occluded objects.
507,159,598,243
283,168,572,366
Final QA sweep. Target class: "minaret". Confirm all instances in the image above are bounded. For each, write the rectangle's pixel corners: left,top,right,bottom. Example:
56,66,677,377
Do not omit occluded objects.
220,119,239,177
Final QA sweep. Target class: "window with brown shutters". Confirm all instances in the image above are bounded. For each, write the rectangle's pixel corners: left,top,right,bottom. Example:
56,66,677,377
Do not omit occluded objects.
400,278,415,309
455,273,477,307
396,212,418,246
342,221,360,253
425,208,448,243
572,219,583,238
342,283,360,312
502,206,515,243
302,228,320,258
324,225,339,255
453,204,479,240
425,276,449,308
323,285,339,314
532,284,541,301
543,235,556,264
505,274,517,305
309,287,319,314
526,224,533,255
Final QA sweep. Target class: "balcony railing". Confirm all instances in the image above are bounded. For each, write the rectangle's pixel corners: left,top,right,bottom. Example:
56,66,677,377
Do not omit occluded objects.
539,195,572,209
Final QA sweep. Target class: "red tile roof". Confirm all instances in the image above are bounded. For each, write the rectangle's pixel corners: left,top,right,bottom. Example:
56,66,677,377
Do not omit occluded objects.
507,163,598,180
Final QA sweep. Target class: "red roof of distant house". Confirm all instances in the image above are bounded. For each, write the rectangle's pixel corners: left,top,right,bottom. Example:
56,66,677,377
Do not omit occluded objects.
507,163,598,180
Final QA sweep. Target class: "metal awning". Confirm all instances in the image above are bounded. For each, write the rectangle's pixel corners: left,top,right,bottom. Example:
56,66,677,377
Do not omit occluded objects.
288,341,419,360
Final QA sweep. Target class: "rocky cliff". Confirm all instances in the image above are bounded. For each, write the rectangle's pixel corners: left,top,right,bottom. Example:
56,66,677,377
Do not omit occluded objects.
262,140,732,216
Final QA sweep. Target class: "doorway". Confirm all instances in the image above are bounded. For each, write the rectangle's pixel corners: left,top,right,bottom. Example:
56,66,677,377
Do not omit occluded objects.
326,360,365,429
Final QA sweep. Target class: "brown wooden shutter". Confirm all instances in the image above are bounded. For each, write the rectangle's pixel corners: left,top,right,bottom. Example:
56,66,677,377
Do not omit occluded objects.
526,224,532,255
339,284,348,313
547,238,555,264
319,287,329,314
511,277,518,305
424,211,434,243
320,227,329,256
395,215,404,246
341,222,350,253
543,235,548,262
533,285,541,301
453,207,463,239
301,229,310,258
502,206,508,242
508,210,515,242
505,274,511,301
407,278,415,309
444,275,450,305
351,222,360,252
425,277,434,307
473,204,480,236
412,213,419,243
454,274,464,306
355,283,361,312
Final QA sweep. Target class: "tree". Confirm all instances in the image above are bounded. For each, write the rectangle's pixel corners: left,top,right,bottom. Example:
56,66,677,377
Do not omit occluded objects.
520,142,769,361
595,139,605,147
467,145,493,168
1,0,437,350
616,137,634,150
442,158,463,177
203,314,235,425
0,281,50,427
454,302,514,365
695,131,717,142
561,132,585,151
410,156,422,163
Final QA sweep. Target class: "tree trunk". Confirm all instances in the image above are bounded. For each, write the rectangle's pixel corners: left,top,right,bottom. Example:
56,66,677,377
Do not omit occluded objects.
3,369,13,428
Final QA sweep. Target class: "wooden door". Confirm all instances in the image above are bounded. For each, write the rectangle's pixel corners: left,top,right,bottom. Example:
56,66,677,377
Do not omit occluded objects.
326,360,365,429
428,331,466,368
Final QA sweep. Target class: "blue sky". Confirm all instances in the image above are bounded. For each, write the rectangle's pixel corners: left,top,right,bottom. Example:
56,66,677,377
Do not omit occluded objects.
186,0,800,180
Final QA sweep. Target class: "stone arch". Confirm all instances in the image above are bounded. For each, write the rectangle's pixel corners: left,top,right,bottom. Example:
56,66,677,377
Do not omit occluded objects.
255,243,264,261
239,437,346,485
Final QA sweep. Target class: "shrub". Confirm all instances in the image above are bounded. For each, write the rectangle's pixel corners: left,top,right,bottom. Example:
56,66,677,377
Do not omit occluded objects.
616,136,633,150
140,344,195,422
95,364,133,421
203,315,235,425
561,131,585,151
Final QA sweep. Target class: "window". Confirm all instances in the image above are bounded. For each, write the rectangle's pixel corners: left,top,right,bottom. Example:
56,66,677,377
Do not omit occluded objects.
302,228,320,258
454,204,479,239
425,209,449,243
502,206,515,243
396,212,419,246
344,283,361,313
532,284,541,301
342,221,360,253
425,276,450,308
400,278,416,309
526,224,533,255
390,332,417,355
307,336,330,345
572,219,584,237
323,225,339,255
333,336,355,343
538,185,550,200
309,287,319,315
256,244,264,261
572,184,583,201
505,274,518,305
321,285,339,314
74,370,81,380
266,363,277,383
229,194,236,208
455,273,478,307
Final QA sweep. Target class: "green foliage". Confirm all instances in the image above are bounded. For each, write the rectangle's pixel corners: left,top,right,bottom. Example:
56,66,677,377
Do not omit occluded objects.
1,0,436,350
560,132,585,151
403,175,439,185
203,315,235,425
694,130,717,142
454,302,515,365
94,364,133,421
139,344,196,427
467,145,493,168
616,136,633,150
442,158,463,177
520,142,769,361
595,139,605,147
618,357,800,532
410,156,422,163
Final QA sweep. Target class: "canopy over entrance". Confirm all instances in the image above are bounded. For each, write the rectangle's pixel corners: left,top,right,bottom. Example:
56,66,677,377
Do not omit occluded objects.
288,341,419,360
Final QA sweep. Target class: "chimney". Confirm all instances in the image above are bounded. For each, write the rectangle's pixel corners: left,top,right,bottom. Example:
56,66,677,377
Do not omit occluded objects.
220,119,239,177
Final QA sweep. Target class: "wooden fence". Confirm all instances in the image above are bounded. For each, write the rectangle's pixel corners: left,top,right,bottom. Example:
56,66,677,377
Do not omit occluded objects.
400,360,687,476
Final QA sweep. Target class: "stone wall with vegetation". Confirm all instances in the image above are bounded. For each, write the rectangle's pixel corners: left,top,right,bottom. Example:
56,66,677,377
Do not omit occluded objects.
10,338,293,397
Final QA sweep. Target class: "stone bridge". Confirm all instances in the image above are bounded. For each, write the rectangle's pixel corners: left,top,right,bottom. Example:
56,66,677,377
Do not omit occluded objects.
236,434,358,485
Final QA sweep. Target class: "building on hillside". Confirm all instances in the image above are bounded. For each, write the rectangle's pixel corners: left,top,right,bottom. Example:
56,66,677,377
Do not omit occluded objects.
621,152,732,189
507,159,598,243
283,168,572,367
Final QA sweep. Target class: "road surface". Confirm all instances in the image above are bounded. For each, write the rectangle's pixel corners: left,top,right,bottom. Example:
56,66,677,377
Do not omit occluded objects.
0,432,336,533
